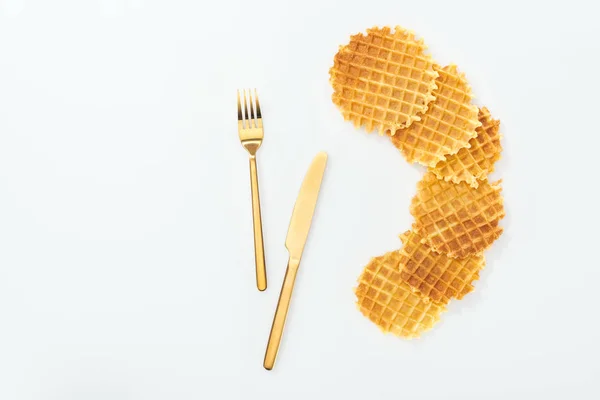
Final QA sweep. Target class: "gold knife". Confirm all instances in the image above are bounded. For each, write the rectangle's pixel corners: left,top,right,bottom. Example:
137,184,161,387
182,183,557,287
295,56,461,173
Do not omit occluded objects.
263,152,328,370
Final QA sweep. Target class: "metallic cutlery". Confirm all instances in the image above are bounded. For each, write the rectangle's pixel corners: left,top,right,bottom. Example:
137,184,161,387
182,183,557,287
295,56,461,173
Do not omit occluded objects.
237,89,267,291
263,152,328,370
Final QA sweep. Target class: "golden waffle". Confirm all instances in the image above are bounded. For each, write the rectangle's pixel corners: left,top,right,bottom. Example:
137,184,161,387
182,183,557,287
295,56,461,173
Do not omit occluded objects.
431,107,502,187
329,26,438,134
410,172,504,258
390,65,481,167
398,230,485,303
355,251,447,338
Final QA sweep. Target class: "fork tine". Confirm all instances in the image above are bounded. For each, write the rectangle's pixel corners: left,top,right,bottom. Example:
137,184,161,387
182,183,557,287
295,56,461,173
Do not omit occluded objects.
254,89,262,119
243,89,251,128
237,90,243,122
248,89,256,127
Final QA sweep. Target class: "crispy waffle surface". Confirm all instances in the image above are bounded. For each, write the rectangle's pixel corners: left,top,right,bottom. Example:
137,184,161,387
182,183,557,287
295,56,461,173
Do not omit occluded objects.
332,25,506,340
411,172,505,258
355,251,447,339
431,107,502,187
398,230,485,303
330,26,438,134
390,65,481,167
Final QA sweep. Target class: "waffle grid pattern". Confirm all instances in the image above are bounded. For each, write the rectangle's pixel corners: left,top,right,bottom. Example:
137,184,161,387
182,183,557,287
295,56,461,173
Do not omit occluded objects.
335,25,505,339
390,65,481,167
431,107,502,187
398,230,485,303
355,252,446,338
410,173,505,258
330,26,438,134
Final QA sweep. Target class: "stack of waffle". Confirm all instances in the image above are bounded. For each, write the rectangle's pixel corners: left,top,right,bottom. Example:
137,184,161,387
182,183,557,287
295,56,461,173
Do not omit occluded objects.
330,26,505,338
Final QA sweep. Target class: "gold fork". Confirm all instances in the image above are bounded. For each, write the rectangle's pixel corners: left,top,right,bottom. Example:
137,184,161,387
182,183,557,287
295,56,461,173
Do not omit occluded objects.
237,89,267,291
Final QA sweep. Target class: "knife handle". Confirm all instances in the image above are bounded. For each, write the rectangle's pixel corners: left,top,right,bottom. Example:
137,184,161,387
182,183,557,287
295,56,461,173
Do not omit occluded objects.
249,156,267,291
263,258,300,370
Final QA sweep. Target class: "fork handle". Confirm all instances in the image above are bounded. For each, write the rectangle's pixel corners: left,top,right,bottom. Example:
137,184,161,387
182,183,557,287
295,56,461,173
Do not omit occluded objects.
249,156,267,291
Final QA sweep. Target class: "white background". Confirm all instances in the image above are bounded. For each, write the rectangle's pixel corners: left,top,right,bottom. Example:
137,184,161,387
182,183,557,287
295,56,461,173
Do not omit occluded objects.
1,0,599,399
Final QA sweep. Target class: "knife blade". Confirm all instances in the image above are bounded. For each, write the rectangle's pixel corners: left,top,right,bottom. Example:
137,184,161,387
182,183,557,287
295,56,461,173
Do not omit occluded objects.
285,151,328,260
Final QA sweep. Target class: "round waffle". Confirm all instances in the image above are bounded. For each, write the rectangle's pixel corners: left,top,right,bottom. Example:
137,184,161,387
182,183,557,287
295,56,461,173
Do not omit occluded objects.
355,251,447,339
398,230,485,303
431,107,502,187
390,65,481,167
410,172,505,258
329,26,438,134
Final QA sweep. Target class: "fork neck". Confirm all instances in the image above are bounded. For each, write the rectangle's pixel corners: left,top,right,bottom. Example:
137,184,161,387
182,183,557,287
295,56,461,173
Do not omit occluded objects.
244,143,260,156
